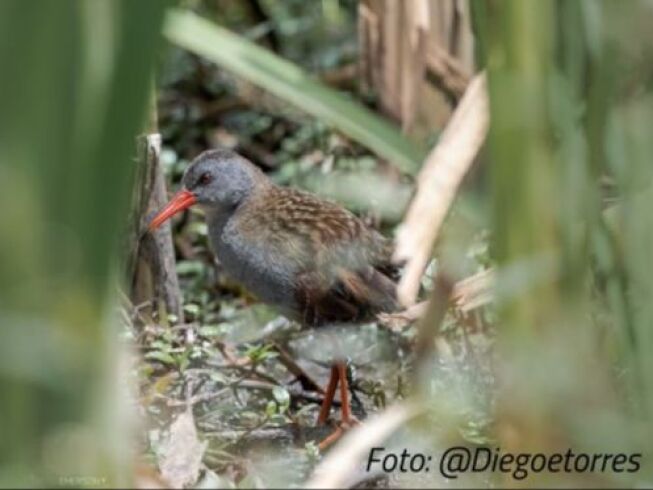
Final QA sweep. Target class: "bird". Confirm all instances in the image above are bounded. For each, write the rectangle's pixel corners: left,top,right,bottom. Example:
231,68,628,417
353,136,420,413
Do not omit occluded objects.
149,148,399,448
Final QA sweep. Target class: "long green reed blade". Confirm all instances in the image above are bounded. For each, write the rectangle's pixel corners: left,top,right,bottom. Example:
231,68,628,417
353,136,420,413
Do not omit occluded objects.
164,9,425,174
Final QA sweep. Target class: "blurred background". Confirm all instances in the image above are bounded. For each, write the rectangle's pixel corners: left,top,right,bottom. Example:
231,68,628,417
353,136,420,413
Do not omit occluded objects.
0,0,652,487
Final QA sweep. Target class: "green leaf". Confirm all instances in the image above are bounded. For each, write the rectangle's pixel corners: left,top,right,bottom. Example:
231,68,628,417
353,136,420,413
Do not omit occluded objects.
164,9,425,174
243,343,278,362
198,325,224,337
269,414,287,425
150,340,171,351
209,371,228,384
183,303,200,315
265,400,277,417
145,350,176,365
187,222,208,236
176,260,206,276
272,386,290,408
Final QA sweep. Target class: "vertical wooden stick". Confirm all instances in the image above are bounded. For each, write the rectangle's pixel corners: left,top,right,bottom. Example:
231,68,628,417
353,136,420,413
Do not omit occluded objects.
128,90,183,323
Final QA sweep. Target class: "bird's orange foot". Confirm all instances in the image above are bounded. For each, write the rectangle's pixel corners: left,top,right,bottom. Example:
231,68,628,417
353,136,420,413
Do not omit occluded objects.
317,417,360,451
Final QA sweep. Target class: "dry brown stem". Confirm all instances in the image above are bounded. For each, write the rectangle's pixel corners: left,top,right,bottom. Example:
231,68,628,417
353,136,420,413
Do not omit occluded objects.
394,73,489,307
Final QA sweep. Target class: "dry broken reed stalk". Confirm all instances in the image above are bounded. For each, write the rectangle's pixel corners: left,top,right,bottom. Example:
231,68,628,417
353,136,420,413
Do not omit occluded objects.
394,72,490,307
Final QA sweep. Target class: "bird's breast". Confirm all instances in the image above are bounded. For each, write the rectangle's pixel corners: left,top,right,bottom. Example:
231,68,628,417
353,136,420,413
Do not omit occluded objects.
208,216,299,311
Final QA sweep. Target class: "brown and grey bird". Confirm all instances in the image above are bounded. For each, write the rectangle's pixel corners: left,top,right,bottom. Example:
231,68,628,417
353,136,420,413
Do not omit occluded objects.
150,149,399,447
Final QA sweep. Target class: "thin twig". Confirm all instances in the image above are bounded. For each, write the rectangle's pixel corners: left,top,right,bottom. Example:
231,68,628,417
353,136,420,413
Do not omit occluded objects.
235,379,340,408
451,267,494,312
377,268,495,330
165,385,233,408
271,341,325,394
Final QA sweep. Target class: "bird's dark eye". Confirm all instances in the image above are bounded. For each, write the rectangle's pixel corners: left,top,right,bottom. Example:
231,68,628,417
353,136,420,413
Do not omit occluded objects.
198,172,212,186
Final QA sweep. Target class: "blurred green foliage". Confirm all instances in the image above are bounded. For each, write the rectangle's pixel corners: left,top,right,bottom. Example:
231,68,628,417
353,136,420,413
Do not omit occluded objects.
475,0,653,485
0,0,169,485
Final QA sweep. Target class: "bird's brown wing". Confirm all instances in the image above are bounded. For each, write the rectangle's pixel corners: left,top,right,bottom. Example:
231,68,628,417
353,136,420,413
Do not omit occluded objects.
241,186,399,326
296,264,398,326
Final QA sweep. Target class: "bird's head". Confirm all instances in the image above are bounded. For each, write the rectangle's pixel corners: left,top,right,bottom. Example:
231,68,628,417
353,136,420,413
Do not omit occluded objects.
149,149,266,231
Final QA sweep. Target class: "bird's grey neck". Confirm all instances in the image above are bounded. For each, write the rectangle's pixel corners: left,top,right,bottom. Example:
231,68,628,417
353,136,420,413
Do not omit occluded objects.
205,206,237,233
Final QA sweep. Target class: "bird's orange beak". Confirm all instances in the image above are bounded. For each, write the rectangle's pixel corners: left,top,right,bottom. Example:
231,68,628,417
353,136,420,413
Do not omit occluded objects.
149,189,197,231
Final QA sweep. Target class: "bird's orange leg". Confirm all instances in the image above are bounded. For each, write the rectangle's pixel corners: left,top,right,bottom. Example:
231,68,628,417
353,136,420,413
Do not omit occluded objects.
337,362,353,425
318,362,358,451
317,365,339,425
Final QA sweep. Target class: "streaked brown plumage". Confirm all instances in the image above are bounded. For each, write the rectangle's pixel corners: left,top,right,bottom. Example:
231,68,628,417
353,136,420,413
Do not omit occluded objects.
235,183,398,325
